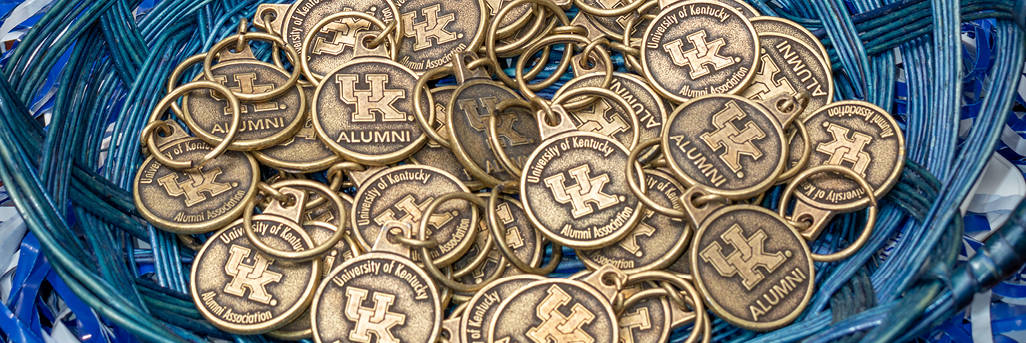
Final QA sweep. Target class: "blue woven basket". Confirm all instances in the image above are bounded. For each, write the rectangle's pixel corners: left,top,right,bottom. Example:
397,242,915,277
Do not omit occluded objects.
0,0,1024,342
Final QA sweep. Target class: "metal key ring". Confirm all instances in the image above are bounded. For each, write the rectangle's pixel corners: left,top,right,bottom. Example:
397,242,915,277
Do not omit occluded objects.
550,86,639,149
779,165,878,262
486,0,569,88
243,179,349,261
488,186,562,275
164,53,207,117
575,0,647,17
203,32,301,101
142,81,241,170
626,139,688,218
620,0,657,72
412,67,448,148
300,12,397,83
450,193,506,278
414,193,500,292
776,119,812,182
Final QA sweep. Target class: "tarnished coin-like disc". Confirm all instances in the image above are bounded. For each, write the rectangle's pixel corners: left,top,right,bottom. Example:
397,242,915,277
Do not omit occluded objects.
690,205,814,331
311,252,442,343
351,165,476,265
521,132,644,249
797,101,905,210
554,72,667,145
460,275,543,343
452,197,543,284
488,278,619,343
714,0,759,17
641,1,758,103
313,57,427,164
618,289,673,343
666,251,692,275
133,138,259,234
751,16,829,67
190,216,320,334
741,32,833,121
408,86,479,187
278,0,398,77
183,60,306,150
448,79,540,184
579,169,690,273
663,95,786,198
269,221,359,340
396,0,487,72
254,86,340,172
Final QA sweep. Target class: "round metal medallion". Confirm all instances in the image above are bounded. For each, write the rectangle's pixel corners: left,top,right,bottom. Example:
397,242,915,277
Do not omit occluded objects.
313,57,427,164
662,94,786,198
448,79,540,185
714,0,759,17
641,0,759,102
311,252,442,343
278,0,398,77
520,132,644,249
488,278,619,343
395,0,487,72
459,275,543,343
190,216,320,334
133,138,259,234
796,101,905,210
350,165,476,265
578,169,690,273
183,60,306,150
690,205,814,331
408,86,479,187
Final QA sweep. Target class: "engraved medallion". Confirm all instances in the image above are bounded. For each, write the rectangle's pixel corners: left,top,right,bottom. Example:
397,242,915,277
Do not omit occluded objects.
269,221,359,340
313,57,427,164
554,72,669,144
666,252,691,275
395,0,487,72
796,101,905,210
488,278,619,343
448,80,540,185
133,137,259,234
641,1,759,102
254,86,340,172
662,94,786,199
578,169,690,273
275,0,398,77
521,132,644,249
311,253,442,343
741,33,833,121
351,165,476,265
408,86,479,187
452,197,543,284
189,216,320,334
459,275,543,343
183,60,306,150
690,205,814,331
750,17,829,67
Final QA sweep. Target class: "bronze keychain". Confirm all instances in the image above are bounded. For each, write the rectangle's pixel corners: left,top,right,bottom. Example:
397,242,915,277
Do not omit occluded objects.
134,82,257,234
311,222,443,343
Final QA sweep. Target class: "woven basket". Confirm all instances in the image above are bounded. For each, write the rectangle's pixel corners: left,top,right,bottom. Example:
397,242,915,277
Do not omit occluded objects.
0,0,1023,342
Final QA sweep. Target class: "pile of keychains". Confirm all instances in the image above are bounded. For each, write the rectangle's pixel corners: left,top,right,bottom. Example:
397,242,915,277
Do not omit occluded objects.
132,0,906,341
